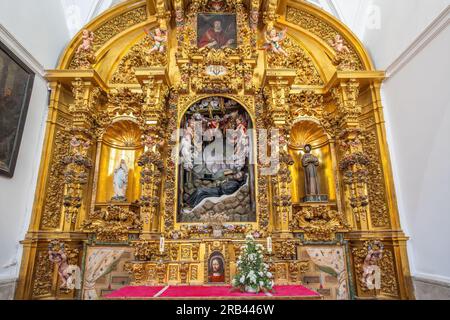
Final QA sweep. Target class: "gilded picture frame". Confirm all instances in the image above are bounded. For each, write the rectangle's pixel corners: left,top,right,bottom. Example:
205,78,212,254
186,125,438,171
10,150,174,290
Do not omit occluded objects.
197,13,237,49
0,41,35,177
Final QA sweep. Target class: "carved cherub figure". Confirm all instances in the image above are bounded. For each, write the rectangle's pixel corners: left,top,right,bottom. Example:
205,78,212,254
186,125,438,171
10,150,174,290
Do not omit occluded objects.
175,9,185,27
76,29,95,54
262,27,288,57
249,10,259,31
48,241,81,290
69,137,91,156
145,27,168,53
328,34,350,54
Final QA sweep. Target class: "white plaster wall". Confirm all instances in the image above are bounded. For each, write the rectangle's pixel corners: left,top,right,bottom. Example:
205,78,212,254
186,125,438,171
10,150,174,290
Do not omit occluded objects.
0,1,70,283
382,24,450,282
0,0,70,68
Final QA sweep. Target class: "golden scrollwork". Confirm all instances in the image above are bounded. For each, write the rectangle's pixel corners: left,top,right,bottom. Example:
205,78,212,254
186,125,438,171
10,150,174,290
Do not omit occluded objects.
156,263,167,283
190,265,198,281
132,240,159,261
180,262,189,283
107,87,144,117
361,119,390,228
69,48,96,70
32,250,54,297
267,37,323,86
111,37,167,84
169,265,179,281
285,6,364,71
124,262,147,285
41,127,71,229
191,243,200,261
170,243,179,260
290,91,324,120
292,205,348,241
274,240,296,260
82,204,142,242
93,6,147,51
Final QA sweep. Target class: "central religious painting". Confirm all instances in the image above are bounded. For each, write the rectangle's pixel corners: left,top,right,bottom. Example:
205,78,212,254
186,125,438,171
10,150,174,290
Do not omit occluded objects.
177,97,256,223
197,13,237,49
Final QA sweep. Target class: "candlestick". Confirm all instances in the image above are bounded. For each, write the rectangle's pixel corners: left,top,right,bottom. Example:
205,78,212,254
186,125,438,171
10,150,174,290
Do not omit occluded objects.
159,236,165,253
267,236,272,253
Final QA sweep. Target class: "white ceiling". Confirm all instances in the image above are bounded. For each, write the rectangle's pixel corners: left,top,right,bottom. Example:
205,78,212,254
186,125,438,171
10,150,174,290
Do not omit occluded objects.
60,0,127,36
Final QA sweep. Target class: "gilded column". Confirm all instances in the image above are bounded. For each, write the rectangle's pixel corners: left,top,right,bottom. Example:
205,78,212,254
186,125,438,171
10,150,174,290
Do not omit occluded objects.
62,79,101,231
332,79,371,231
135,67,169,237
263,69,296,237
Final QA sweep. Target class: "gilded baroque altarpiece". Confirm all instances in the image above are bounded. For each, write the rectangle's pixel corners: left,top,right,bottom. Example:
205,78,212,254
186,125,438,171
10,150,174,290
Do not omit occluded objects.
16,0,414,300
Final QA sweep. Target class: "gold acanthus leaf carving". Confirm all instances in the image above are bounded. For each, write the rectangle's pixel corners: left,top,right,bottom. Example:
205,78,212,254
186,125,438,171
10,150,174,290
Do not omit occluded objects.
274,240,297,260
267,37,323,86
361,124,390,228
285,7,364,71
41,125,71,229
132,240,159,261
107,87,144,116
124,262,147,285
82,205,142,242
32,250,54,297
289,91,324,120
162,93,178,237
111,36,167,84
93,6,147,51
291,205,349,241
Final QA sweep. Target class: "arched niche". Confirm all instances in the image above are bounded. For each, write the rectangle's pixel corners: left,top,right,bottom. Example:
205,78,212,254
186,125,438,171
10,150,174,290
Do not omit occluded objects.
288,120,336,203
95,119,143,203
177,96,256,223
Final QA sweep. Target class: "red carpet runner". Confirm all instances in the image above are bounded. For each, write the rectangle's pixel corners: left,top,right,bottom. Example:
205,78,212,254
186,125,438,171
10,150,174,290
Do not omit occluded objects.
105,285,321,299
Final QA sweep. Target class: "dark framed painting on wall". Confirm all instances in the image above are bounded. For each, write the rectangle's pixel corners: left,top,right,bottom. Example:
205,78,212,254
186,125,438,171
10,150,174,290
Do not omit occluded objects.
0,41,35,177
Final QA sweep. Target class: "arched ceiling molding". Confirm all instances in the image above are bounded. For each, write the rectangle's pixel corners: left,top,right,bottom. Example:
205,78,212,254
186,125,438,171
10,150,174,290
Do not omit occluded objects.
56,0,377,84
280,0,375,71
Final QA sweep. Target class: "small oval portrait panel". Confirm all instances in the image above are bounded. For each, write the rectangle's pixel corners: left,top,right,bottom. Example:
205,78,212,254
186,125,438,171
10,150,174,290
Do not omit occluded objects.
208,251,225,283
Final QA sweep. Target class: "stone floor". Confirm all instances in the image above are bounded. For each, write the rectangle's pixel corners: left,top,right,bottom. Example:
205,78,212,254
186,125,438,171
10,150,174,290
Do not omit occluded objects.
413,277,450,300
0,278,16,300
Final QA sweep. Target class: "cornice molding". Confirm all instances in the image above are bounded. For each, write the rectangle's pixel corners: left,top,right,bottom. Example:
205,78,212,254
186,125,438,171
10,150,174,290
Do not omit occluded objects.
0,24,46,79
386,5,450,79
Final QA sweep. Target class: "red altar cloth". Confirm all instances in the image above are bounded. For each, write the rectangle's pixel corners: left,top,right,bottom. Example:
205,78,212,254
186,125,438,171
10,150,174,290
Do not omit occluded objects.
105,285,320,299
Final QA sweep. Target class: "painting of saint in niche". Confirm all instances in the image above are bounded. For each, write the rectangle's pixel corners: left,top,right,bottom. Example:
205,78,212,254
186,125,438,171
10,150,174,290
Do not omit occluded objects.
208,252,225,283
0,42,35,177
197,14,237,49
178,97,256,223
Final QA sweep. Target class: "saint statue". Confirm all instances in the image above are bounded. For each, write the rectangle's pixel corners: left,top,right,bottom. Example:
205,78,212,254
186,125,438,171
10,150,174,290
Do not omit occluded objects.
301,144,328,202
180,119,195,171
198,19,235,49
112,159,128,201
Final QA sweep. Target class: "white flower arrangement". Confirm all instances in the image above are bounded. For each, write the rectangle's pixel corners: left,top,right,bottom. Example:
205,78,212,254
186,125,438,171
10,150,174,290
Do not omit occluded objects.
232,234,274,293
